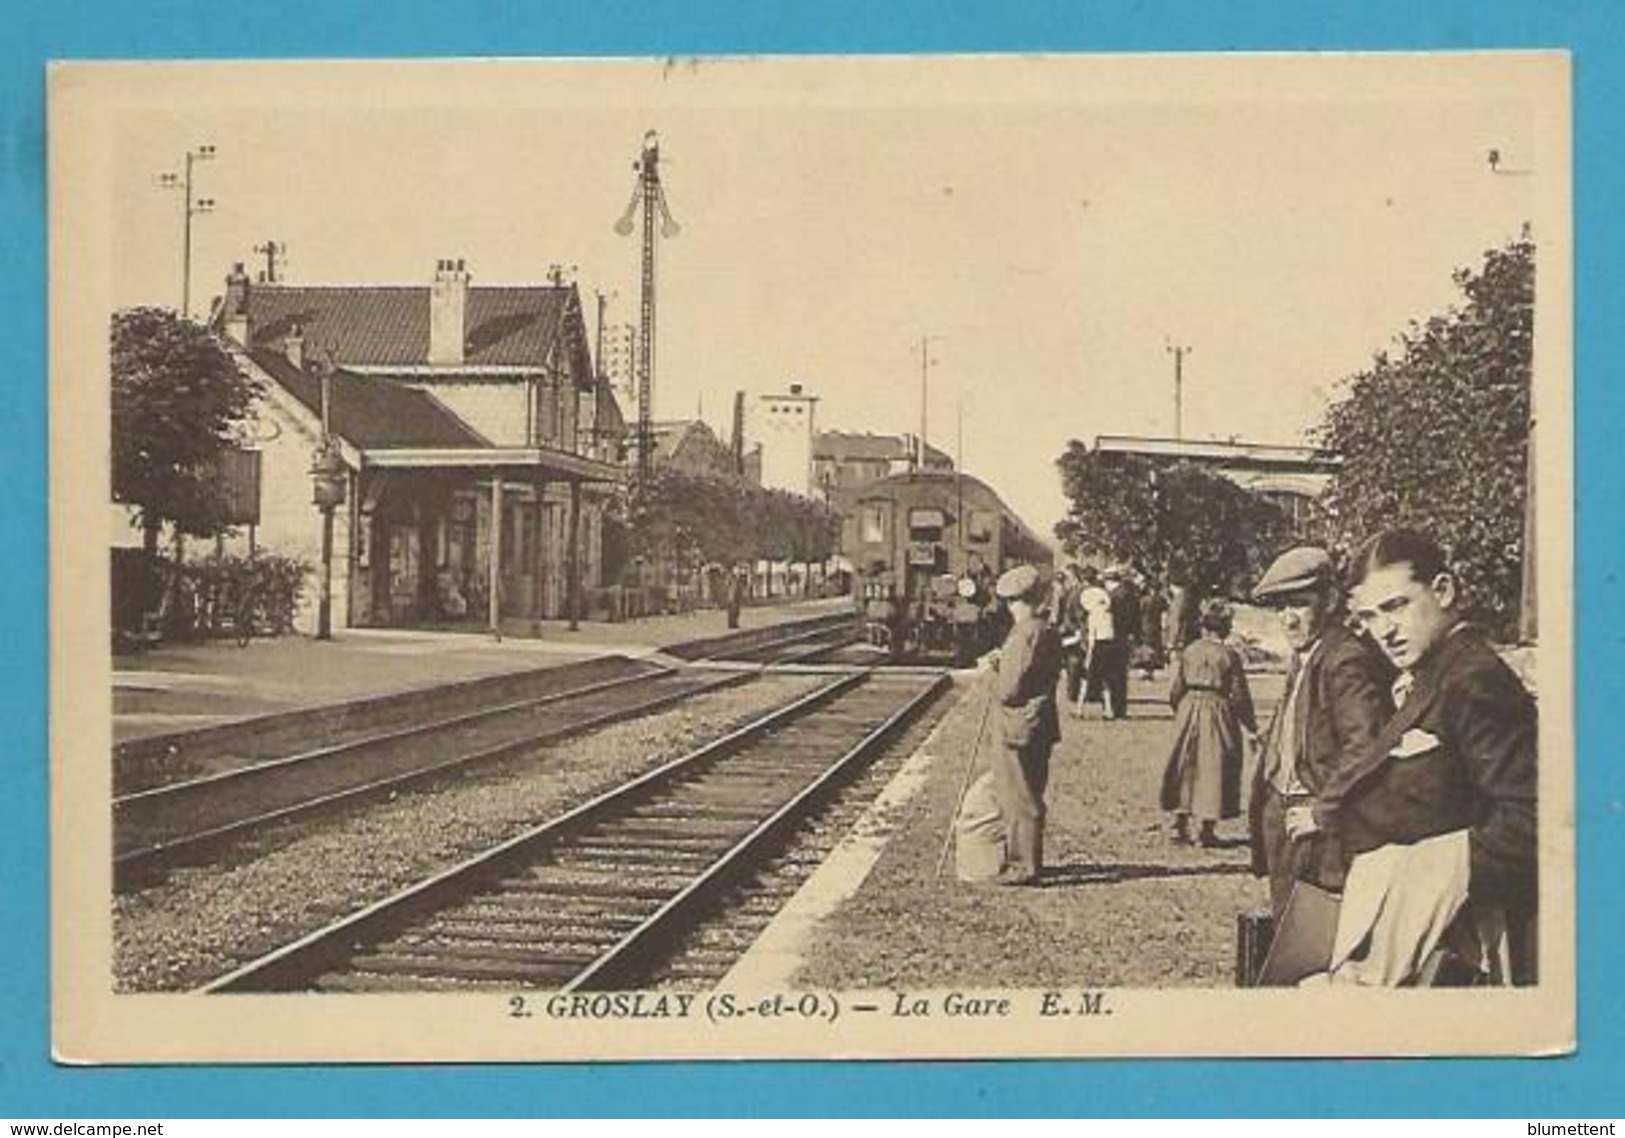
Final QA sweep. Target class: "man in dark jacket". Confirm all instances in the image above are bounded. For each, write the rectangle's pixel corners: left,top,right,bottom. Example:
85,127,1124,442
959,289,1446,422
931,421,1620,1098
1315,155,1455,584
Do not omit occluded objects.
983,563,1064,886
1293,529,1538,984
1249,545,1395,919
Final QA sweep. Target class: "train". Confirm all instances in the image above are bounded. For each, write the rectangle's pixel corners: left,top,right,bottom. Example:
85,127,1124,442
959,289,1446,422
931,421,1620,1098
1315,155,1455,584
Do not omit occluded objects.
836,470,1053,664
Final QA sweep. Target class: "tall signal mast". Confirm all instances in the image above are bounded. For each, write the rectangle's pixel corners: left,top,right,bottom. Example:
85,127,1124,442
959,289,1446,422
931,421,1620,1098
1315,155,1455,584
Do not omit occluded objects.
614,130,681,480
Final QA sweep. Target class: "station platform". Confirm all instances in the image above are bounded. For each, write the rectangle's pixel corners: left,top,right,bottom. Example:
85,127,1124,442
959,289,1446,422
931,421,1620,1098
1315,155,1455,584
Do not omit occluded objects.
112,596,856,744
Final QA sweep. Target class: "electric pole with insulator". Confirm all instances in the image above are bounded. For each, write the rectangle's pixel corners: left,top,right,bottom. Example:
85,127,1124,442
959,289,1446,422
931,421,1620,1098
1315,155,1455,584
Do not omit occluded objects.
155,144,216,319
1166,340,1192,440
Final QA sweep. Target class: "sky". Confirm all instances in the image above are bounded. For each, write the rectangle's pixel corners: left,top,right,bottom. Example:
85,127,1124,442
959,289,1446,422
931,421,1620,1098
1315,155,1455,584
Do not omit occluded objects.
98,55,1551,537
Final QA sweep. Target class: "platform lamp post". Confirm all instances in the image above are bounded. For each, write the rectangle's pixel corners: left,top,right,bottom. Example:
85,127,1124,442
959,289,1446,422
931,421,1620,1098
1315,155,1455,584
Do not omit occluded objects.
156,144,216,319
310,352,346,641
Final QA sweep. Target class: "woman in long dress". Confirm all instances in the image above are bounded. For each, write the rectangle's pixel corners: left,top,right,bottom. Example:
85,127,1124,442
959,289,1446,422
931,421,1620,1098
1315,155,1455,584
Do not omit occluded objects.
1159,599,1256,846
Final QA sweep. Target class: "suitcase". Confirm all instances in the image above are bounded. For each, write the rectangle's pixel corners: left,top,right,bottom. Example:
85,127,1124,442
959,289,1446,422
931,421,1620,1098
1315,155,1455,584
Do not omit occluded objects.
1235,906,1275,988
1257,881,1340,987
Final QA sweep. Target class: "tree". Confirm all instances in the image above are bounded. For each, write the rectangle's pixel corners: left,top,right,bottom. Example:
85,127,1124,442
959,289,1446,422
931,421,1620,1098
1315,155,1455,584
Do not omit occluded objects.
1316,238,1533,639
1053,443,1289,597
112,308,262,553
620,469,838,595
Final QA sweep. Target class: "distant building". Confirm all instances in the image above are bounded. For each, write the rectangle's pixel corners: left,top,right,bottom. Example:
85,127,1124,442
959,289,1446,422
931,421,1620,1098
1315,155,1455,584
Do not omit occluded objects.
812,430,953,499
752,383,819,497
599,320,639,411
1091,434,1341,529
645,419,739,480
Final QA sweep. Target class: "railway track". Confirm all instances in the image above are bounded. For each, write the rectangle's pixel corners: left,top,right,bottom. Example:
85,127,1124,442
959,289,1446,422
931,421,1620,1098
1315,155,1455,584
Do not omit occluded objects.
645,680,950,988
116,665,743,890
114,654,666,795
728,621,863,665
115,619,864,892
202,667,947,994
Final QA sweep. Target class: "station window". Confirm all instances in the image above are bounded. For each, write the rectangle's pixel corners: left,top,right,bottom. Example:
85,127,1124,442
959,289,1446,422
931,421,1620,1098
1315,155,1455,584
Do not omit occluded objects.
215,448,262,527
860,504,887,544
908,508,946,542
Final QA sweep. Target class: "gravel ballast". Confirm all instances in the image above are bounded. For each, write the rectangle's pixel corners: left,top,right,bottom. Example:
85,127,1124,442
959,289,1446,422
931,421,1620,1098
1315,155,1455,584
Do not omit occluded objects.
114,673,829,992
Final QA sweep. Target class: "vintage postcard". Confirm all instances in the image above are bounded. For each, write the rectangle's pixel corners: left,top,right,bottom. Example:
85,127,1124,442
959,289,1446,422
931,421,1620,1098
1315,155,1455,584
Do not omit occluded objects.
50,52,1573,1062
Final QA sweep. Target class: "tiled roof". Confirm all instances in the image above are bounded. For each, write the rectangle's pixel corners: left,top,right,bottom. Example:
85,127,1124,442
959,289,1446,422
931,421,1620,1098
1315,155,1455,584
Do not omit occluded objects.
243,285,568,367
646,419,712,463
815,429,953,467
643,419,739,475
248,348,490,450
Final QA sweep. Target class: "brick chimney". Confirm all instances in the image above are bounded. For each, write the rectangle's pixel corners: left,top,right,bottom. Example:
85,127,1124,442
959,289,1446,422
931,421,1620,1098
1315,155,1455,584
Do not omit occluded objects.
284,319,305,370
428,258,470,365
222,262,251,346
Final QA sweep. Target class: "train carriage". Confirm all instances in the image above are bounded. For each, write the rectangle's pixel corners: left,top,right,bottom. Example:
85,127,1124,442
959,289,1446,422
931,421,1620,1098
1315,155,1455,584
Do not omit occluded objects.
840,470,1052,664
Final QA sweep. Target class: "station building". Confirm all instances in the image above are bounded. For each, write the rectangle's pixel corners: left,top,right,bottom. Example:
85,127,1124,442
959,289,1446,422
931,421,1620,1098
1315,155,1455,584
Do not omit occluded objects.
205,259,626,634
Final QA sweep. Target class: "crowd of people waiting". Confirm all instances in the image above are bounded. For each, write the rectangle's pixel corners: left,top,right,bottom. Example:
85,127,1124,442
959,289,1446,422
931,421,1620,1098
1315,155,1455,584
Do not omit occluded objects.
957,528,1539,989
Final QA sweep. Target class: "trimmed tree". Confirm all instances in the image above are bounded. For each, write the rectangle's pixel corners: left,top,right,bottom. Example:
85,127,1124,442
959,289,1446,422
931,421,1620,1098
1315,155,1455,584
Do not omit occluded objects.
1315,238,1533,639
621,469,838,596
112,307,262,554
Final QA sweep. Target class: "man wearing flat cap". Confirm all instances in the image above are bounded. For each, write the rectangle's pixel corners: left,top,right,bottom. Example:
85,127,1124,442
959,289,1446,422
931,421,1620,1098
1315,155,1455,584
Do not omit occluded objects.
1249,545,1395,918
974,562,1065,885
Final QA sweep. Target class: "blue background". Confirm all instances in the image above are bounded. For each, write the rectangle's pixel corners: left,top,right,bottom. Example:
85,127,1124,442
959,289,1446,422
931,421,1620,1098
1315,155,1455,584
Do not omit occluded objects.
5,0,1619,1118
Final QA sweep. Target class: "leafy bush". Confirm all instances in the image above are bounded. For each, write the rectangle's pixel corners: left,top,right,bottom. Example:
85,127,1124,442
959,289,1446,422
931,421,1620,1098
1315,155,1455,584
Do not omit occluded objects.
111,548,311,645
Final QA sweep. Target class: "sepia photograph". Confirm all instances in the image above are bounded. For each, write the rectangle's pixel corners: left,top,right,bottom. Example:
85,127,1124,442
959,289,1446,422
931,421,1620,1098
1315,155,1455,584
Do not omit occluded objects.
49,51,1573,1063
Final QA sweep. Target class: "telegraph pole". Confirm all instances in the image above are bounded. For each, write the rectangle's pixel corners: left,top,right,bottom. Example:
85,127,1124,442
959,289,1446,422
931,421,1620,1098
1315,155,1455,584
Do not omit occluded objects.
917,335,940,470
1166,340,1192,440
956,395,966,566
156,144,217,318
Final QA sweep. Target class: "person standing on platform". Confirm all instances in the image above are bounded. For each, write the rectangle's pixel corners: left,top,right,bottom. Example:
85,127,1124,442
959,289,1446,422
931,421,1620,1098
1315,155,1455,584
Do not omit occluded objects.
1160,599,1257,847
1166,574,1199,655
1050,564,1087,706
952,575,985,669
972,563,1064,886
1137,574,1169,679
1104,566,1138,717
1248,545,1394,920
725,564,746,630
1075,566,1119,719
1292,529,1538,985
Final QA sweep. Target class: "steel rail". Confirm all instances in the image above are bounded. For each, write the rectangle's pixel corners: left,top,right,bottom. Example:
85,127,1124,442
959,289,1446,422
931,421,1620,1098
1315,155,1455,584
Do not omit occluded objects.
114,666,755,891
201,668,876,993
115,662,680,808
725,621,861,663
563,670,949,990
663,612,860,662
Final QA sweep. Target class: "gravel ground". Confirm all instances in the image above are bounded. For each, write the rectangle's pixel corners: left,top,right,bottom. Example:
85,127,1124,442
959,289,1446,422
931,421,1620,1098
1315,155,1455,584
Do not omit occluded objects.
114,672,830,992
795,668,1287,990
